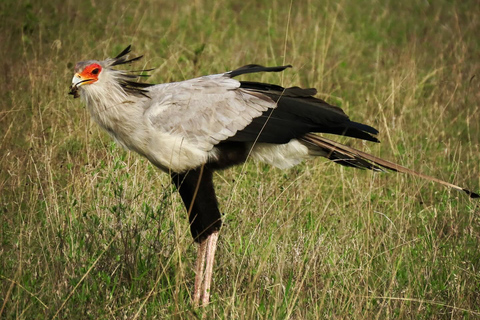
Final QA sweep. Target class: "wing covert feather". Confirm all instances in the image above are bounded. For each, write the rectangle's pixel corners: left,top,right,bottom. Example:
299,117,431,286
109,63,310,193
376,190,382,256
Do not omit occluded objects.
145,75,275,151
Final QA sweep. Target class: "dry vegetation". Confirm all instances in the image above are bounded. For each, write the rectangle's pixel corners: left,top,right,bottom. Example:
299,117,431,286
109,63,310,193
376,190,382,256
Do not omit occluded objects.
1,0,479,319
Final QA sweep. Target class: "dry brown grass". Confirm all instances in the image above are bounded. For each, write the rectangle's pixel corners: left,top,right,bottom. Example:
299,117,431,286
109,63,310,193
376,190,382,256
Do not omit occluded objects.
1,0,479,319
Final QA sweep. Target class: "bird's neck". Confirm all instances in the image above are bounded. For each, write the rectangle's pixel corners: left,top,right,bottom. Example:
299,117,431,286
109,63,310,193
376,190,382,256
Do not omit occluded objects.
80,77,147,150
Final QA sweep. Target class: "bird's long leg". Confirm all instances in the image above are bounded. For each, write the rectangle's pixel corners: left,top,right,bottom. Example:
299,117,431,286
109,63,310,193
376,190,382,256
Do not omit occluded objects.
171,167,222,307
201,230,219,306
193,238,208,306
193,230,219,307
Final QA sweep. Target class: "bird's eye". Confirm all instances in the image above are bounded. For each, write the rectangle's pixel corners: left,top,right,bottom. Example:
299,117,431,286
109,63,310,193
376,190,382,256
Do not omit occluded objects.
91,68,100,75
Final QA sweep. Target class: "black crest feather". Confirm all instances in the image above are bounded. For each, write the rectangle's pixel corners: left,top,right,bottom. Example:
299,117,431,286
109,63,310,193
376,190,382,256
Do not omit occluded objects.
112,45,145,67
110,45,155,97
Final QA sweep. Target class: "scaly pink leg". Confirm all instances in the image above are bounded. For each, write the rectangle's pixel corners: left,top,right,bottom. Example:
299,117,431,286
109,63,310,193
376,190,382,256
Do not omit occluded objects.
192,231,219,307
201,231,219,306
193,239,208,307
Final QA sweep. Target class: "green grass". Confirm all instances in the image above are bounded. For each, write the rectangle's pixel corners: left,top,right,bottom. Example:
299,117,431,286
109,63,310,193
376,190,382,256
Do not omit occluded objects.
1,0,480,318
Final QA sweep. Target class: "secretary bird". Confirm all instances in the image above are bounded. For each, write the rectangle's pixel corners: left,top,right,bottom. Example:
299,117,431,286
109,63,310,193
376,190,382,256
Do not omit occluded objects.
69,46,478,307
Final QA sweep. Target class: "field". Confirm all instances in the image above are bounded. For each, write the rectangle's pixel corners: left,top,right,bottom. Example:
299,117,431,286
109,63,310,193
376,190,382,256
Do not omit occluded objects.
1,0,480,318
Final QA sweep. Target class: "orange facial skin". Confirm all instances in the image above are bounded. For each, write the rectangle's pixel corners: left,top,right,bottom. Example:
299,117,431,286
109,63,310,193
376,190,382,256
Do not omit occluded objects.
78,63,102,84
69,63,102,98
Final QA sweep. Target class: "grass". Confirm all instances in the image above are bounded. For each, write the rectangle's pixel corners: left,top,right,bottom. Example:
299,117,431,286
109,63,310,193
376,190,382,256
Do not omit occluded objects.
1,0,480,318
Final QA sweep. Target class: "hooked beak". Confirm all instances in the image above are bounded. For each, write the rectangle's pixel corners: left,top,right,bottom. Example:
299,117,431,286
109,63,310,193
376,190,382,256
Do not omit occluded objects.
69,73,92,98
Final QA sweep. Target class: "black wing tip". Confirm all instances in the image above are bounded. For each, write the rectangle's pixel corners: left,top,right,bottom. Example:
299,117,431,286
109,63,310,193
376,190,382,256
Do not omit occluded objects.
229,64,292,78
463,188,480,199
284,86,317,97
348,121,379,135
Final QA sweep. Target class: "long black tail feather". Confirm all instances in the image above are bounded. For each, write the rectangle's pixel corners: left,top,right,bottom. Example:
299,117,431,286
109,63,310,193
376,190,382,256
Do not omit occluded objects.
301,134,479,199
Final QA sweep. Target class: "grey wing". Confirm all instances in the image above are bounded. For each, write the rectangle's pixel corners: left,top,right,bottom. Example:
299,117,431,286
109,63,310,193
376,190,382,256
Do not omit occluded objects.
145,75,276,151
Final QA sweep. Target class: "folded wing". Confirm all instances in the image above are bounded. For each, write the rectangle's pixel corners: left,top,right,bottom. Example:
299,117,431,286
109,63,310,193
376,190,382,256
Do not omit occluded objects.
147,64,379,153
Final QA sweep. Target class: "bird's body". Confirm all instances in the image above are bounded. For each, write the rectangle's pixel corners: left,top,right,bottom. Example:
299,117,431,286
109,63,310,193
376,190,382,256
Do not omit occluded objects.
80,69,298,171
76,65,363,172
70,46,478,307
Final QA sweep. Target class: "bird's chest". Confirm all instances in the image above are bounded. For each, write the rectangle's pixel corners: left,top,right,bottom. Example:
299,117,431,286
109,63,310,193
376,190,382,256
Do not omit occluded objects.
141,130,210,173
87,99,209,173
88,102,150,154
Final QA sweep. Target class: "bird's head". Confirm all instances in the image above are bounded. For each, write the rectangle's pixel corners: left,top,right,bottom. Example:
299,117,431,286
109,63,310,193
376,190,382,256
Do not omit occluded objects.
69,61,104,98
69,45,153,99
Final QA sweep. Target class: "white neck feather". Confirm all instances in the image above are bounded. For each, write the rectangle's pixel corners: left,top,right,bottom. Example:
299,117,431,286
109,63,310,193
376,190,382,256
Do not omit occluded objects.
79,69,146,150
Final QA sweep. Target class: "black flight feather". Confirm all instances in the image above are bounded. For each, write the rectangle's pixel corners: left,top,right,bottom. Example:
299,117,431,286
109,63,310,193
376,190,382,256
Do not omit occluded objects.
225,78,380,144
228,64,292,78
